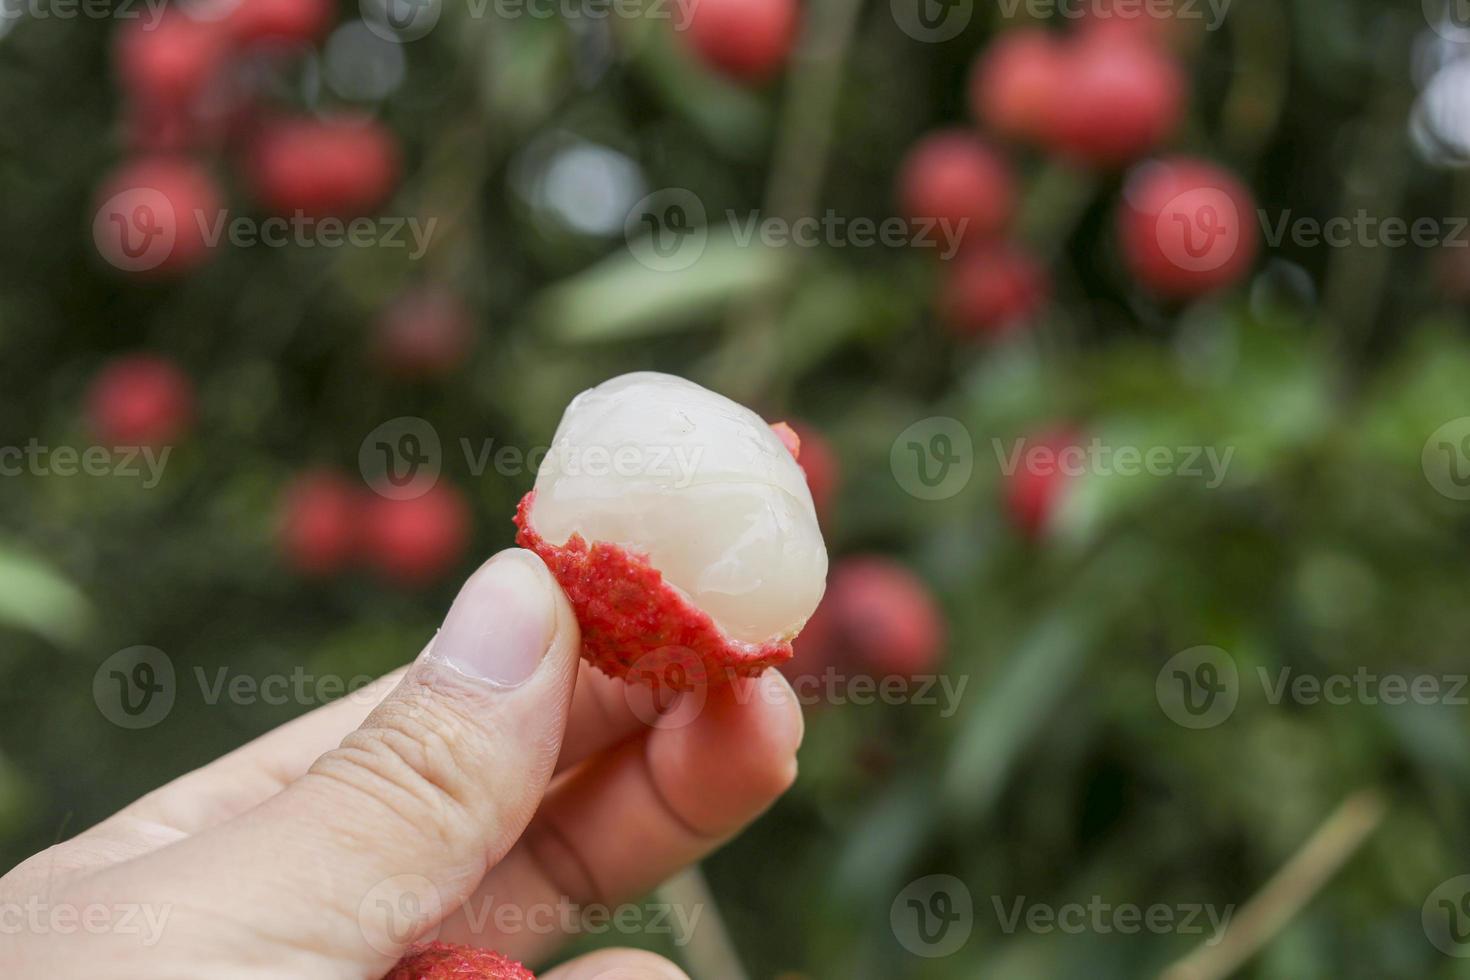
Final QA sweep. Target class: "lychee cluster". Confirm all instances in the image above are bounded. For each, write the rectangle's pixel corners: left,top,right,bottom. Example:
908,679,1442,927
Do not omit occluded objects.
898,11,1260,341
278,470,472,588
99,2,399,277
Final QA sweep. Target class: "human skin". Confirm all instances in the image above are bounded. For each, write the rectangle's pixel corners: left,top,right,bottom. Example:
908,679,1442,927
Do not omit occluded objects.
0,548,805,978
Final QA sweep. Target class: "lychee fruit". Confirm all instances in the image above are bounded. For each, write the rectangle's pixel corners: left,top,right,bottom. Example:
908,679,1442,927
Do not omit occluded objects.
969,28,1067,146
789,421,839,525
244,116,400,217
1005,426,1082,539
820,557,946,678
94,157,224,276
1043,31,1185,168
941,243,1049,338
363,484,472,587
677,0,798,83
1117,156,1259,298
1078,5,1183,47
226,0,336,47
114,10,231,110
278,470,362,576
85,354,196,450
898,130,1016,247
384,942,535,980
373,287,476,380
513,372,829,688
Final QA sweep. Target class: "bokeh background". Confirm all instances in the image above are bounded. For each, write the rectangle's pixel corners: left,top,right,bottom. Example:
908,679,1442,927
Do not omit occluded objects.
4,0,1470,976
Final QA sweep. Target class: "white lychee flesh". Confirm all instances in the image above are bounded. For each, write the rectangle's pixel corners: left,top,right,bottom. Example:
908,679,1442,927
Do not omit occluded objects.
528,372,828,646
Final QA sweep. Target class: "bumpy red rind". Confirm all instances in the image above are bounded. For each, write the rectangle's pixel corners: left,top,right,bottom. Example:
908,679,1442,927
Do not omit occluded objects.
384,941,536,980
514,491,794,689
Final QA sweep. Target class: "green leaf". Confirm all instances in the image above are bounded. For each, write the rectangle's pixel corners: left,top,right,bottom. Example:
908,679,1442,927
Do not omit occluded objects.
942,608,1094,820
0,545,93,648
536,234,786,343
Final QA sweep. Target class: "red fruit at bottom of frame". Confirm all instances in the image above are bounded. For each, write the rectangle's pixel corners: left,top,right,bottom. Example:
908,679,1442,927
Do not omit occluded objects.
383,942,536,980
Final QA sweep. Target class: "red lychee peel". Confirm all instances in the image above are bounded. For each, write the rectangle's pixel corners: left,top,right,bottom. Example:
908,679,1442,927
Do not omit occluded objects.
384,942,535,980
770,421,802,461
514,491,794,689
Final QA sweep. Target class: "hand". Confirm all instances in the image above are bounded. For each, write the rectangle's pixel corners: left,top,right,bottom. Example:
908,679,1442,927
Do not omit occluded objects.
1,549,805,978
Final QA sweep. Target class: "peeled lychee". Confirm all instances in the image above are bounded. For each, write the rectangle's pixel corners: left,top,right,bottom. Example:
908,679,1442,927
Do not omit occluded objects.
513,372,828,687
384,942,535,980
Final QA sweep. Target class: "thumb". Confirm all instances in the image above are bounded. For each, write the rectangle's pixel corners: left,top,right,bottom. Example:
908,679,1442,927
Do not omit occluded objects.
113,548,583,975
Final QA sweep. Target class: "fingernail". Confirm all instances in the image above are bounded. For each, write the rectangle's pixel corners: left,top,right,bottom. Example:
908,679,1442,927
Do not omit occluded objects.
429,550,557,687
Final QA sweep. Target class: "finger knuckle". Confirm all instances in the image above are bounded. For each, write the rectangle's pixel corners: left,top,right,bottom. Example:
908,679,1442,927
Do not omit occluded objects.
310,682,499,855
